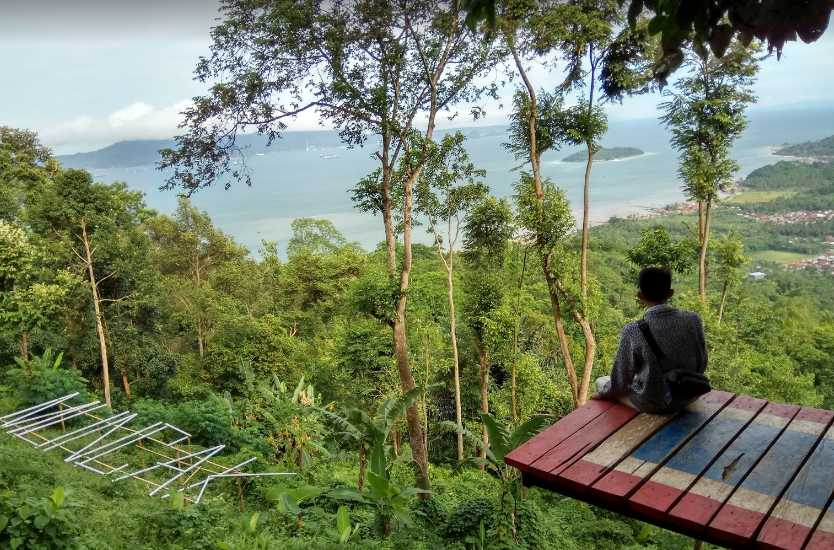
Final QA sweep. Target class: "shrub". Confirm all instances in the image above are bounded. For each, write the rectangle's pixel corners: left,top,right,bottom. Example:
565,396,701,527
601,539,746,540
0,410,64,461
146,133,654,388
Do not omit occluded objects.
0,486,79,550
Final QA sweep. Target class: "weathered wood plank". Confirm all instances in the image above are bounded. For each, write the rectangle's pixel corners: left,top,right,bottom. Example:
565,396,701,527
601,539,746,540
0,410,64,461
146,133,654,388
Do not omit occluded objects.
707,407,834,548
529,404,638,480
667,402,799,534
805,497,834,549
756,423,834,550
557,412,674,493
589,391,734,504
628,395,766,521
505,399,614,471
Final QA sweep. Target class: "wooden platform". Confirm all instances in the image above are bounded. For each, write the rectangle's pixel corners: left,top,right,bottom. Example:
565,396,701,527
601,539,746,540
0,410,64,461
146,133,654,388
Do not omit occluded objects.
505,391,834,549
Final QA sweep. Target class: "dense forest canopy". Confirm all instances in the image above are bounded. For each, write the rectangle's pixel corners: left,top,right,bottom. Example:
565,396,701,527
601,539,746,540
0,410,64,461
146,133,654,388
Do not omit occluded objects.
2,1,834,549
774,134,834,159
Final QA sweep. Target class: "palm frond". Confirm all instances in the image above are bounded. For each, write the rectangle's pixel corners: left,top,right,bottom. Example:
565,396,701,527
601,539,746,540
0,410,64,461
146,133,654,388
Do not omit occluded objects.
376,387,421,433
480,413,511,462
509,415,551,450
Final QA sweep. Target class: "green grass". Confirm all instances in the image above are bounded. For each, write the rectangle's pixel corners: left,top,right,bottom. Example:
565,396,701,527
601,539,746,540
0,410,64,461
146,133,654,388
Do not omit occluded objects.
726,190,797,204
750,250,812,264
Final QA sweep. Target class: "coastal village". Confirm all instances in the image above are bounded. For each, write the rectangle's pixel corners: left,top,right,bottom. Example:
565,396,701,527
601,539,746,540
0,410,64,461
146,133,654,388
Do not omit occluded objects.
786,251,834,274
646,197,834,276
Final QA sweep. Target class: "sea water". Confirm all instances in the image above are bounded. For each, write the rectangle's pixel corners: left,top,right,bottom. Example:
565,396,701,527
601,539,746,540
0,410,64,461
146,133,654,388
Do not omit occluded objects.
87,106,834,256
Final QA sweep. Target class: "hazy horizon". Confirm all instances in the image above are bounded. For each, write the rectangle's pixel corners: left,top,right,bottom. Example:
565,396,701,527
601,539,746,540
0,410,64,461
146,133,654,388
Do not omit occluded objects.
2,3,833,154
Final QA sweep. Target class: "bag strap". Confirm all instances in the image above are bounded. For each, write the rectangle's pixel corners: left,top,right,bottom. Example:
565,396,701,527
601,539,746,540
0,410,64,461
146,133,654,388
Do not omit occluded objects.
637,319,666,360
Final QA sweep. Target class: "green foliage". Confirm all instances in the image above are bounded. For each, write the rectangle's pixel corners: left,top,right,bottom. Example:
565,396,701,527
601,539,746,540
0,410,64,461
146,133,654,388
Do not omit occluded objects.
332,505,361,544
775,134,834,159
627,226,697,274
3,349,88,406
331,471,429,536
504,89,570,164
443,497,495,541
287,218,350,257
0,486,79,549
2,10,834,542
660,43,759,204
514,174,574,255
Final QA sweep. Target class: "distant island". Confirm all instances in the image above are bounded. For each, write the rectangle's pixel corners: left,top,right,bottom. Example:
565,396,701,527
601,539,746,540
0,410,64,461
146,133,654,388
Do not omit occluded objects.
773,135,834,160
562,146,644,162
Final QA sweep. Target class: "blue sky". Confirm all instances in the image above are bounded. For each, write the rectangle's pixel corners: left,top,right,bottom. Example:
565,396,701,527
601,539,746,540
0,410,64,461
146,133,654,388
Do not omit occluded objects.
1,1,832,154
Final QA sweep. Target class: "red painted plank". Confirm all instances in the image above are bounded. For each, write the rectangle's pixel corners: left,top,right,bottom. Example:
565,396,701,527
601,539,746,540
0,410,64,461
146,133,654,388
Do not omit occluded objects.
529,404,638,480
806,504,834,550
628,395,766,521
505,399,614,471
667,402,799,534
707,407,834,548
589,391,734,505
557,412,674,493
756,423,834,550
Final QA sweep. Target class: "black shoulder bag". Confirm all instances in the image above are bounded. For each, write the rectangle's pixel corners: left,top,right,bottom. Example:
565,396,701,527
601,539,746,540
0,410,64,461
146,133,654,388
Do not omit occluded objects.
637,320,711,402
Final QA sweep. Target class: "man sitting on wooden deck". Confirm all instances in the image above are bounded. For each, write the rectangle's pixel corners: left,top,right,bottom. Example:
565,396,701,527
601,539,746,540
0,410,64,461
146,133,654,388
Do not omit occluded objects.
594,267,709,414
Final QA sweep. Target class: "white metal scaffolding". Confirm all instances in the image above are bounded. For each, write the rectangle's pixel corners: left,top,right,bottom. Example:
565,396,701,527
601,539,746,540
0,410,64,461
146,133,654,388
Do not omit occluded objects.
0,393,293,504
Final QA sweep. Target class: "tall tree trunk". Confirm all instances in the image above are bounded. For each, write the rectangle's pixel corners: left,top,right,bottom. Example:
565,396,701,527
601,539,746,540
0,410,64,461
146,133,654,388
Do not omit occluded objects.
358,444,366,490
122,373,132,400
81,219,112,409
546,278,579,403
510,39,581,407
385,160,430,492
698,200,712,305
445,260,464,461
581,144,593,301
478,343,489,465
19,331,29,361
575,314,597,405
511,247,528,424
196,320,205,359
423,337,430,455
718,279,729,325
392,427,401,457
580,51,597,305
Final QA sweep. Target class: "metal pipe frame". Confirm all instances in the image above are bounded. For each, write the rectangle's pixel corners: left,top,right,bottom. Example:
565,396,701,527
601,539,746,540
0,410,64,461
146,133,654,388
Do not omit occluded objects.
0,393,79,427
38,411,136,451
1,396,286,506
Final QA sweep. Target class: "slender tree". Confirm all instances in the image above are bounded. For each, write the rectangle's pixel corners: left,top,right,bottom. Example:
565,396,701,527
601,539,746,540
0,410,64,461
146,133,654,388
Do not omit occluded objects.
26,169,146,408
713,232,747,324
148,197,247,359
160,0,498,491
463,196,514,461
660,42,758,304
415,132,488,461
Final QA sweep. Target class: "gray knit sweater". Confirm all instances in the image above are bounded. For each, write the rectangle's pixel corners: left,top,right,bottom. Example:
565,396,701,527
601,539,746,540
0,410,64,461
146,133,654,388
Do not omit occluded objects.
599,303,708,413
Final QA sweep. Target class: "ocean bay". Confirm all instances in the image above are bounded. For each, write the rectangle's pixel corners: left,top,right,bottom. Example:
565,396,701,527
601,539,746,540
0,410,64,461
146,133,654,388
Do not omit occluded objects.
87,106,834,255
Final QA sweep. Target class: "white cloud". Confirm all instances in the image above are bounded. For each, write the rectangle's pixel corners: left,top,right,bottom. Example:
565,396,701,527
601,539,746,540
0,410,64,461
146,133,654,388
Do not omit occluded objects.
108,102,155,127
40,100,192,150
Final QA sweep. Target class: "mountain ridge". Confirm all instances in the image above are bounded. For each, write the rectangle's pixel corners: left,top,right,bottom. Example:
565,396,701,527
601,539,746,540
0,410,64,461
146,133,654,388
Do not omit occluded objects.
56,125,510,169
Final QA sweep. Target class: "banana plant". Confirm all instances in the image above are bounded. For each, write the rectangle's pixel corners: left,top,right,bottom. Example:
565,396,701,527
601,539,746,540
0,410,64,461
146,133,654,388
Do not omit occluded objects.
267,485,323,531
318,387,421,489
452,412,550,483
330,470,429,536
327,505,361,544
452,412,550,543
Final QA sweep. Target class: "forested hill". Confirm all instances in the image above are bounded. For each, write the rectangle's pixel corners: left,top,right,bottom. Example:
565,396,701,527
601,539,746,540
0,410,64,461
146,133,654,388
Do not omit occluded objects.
58,139,174,169
773,134,834,159
56,126,510,169
562,146,644,162
56,132,341,169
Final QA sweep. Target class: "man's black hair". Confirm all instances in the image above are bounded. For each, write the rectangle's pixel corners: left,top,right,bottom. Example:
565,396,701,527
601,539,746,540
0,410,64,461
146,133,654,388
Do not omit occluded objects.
638,267,672,302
